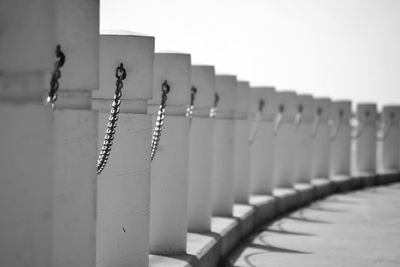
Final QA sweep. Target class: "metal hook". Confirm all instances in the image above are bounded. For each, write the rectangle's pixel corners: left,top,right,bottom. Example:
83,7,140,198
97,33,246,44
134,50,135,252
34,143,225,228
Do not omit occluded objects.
258,99,265,112
317,107,322,116
279,104,285,113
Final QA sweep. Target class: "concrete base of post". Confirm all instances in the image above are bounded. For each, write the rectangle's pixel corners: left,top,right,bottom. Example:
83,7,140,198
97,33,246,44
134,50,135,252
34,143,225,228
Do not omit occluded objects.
150,116,189,255
294,183,314,206
331,175,353,193
96,113,151,267
211,119,235,217
249,195,276,227
0,104,53,267
233,204,256,238
273,188,299,214
53,109,97,267
311,178,333,199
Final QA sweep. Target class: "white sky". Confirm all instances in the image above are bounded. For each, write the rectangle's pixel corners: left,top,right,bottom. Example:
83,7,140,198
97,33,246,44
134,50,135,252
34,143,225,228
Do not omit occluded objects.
101,0,400,108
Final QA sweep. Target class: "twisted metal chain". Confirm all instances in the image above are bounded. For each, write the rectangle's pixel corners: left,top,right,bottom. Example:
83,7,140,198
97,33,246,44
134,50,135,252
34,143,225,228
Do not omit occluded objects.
186,86,197,124
249,99,265,144
379,112,395,141
274,104,285,135
353,111,370,139
210,93,219,118
331,109,344,141
295,104,303,129
47,45,65,109
150,81,170,161
97,63,127,174
312,107,322,138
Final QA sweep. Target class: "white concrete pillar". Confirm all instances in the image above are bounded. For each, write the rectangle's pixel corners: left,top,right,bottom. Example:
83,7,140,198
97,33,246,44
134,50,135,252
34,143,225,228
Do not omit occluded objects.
233,81,251,203
149,53,191,254
330,101,352,176
187,65,216,232
0,3,55,266
294,94,315,184
51,1,99,266
379,106,400,173
0,1,100,266
273,91,297,188
249,87,276,195
212,75,237,216
355,104,377,175
92,32,154,267
311,98,332,179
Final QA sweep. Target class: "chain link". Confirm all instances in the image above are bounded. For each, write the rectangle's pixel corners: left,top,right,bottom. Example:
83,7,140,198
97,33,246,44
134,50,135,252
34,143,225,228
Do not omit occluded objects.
379,112,395,141
353,111,370,139
97,63,127,174
331,109,344,141
186,86,197,124
249,99,265,144
312,107,323,138
274,104,285,135
295,104,303,129
47,45,65,109
210,93,219,118
150,81,171,161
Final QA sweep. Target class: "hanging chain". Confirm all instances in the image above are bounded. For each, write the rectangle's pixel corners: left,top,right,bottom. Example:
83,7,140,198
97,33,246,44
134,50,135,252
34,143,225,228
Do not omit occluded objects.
97,63,127,174
186,86,197,124
380,112,395,141
331,109,344,141
353,110,370,139
274,104,285,135
295,104,303,129
150,81,171,161
47,45,65,109
312,107,322,138
249,99,265,144
210,93,219,118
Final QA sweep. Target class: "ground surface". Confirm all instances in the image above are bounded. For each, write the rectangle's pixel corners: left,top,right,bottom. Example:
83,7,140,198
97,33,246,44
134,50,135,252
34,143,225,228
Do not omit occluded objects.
227,183,400,267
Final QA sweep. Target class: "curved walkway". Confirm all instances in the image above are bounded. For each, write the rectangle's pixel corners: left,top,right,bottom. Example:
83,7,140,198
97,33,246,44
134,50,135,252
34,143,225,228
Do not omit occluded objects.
227,183,400,267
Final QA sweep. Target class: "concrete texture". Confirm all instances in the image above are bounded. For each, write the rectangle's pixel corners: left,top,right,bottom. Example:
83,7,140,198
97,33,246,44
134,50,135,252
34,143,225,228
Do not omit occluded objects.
227,182,400,267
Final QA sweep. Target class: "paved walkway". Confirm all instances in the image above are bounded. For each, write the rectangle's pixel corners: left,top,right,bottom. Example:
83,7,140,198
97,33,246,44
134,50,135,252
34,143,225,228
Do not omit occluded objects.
227,183,400,267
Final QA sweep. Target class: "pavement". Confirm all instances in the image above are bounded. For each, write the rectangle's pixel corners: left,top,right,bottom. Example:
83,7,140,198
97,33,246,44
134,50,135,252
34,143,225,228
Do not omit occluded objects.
226,182,400,267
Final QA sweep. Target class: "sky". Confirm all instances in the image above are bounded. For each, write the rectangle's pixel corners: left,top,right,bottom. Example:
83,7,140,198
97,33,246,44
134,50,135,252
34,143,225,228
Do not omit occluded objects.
101,0,400,108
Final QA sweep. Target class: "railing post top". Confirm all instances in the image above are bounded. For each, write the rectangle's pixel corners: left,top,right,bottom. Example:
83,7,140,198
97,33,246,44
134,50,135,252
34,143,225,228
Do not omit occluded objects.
150,52,192,107
235,81,251,116
215,74,237,116
357,103,378,121
191,65,216,109
314,97,332,120
0,0,55,74
275,90,297,117
249,86,276,116
331,100,352,121
382,105,400,123
297,94,315,118
95,32,155,101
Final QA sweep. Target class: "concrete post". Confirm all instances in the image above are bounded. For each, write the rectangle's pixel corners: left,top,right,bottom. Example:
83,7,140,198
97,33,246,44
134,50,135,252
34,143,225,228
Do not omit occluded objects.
330,101,352,177
187,65,216,232
0,2,55,266
294,94,315,184
1,1,100,266
149,53,191,254
212,75,237,217
249,87,276,195
273,91,297,188
92,32,154,267
355,104,377,176
233,81,251,203
51,1,99,265
311,98,332,179
379,106,399,173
